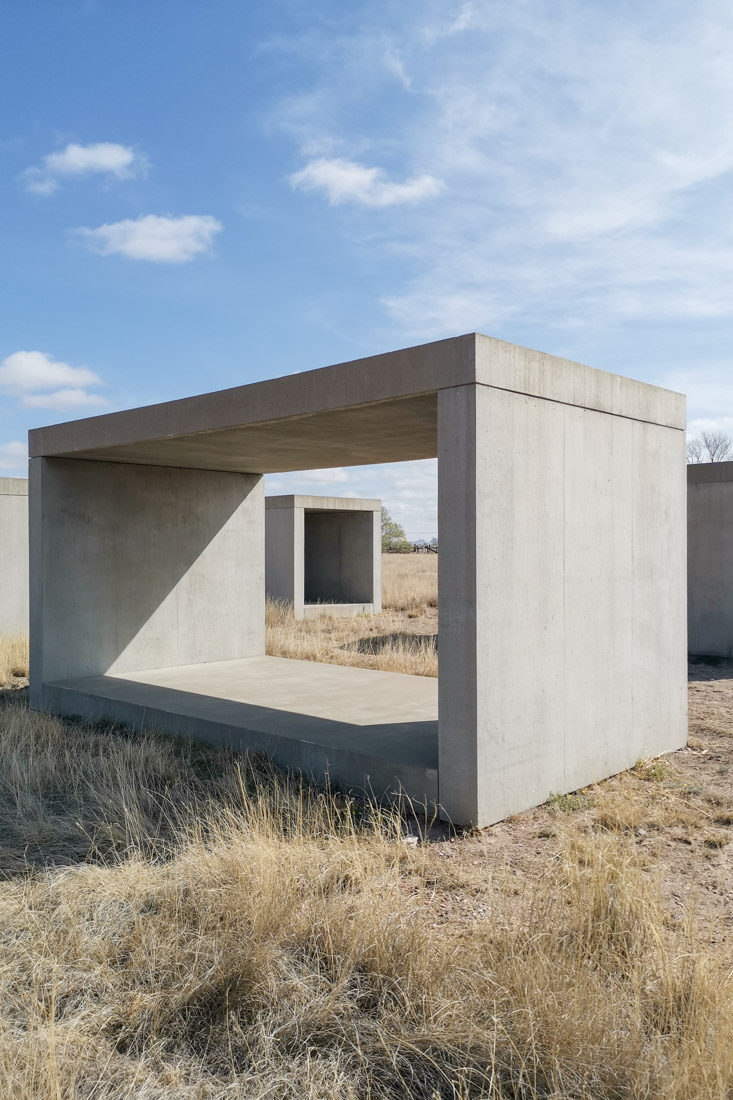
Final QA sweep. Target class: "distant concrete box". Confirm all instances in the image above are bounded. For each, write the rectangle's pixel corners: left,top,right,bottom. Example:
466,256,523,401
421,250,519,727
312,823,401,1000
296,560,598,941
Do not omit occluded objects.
28,333,687,827
266,494,381,618
0,478,28,636
688,461,733,656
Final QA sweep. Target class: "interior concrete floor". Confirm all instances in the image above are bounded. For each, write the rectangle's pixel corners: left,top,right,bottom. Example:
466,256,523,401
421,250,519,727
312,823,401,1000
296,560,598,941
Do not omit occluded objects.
45,656,439,808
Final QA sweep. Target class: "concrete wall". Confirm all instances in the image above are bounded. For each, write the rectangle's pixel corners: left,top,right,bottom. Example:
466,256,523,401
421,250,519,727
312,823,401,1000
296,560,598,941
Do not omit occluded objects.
304,511,376,604
0,478,28,636
438,382,687,827
265,495,381,617
30,458,264,705
265,503,304,615
688,462,733,656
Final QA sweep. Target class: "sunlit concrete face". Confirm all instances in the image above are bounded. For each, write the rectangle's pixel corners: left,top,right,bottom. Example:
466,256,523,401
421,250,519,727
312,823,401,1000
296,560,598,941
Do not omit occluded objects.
266,495,382,619
688,461,733,657
0,478,28,635
28,333,688,826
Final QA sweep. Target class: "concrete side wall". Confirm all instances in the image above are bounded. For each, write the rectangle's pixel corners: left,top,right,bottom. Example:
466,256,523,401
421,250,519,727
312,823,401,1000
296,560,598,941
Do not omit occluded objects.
265,504,304,615
688,472,733,655
304,511,376,604
438,383,687,827
0,480,29,635
30,458,264,701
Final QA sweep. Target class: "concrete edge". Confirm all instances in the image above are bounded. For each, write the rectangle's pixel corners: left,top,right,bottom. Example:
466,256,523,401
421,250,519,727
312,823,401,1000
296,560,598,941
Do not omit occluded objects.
0,477,28,496
687,461,733,484
41,681,439,811
266,495,382,511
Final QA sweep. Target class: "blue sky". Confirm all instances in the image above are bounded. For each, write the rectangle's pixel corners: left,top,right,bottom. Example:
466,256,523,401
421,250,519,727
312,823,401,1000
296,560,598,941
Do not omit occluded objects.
2,0,733,538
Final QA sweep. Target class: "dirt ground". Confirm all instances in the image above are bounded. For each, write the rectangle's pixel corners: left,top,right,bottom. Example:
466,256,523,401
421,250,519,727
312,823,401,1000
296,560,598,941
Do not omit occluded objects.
4,642,732,947
419,658,733,947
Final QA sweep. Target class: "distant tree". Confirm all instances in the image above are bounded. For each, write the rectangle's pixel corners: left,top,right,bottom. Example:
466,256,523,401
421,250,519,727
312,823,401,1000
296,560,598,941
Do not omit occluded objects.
687,430,733,464
381,507,406,551
686,437,705,463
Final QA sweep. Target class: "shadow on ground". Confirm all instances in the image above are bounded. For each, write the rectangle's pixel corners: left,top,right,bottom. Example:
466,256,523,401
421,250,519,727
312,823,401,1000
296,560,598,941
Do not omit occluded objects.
348,632,438,655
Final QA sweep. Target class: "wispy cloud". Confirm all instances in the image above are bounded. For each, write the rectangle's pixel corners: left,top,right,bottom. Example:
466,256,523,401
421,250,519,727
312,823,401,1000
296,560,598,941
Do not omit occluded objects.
74,214,223,263
290,157,443,207
271,0,733,337
0,350,108,409
0,441,27,471
22,141,146,195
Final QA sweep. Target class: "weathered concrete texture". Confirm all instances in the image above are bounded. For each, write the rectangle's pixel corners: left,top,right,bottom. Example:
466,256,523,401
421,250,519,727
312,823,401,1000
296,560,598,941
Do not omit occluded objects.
29,459,264,706
438,383,687,825
29,333,687,826
688,461,733,656
0,478,28,635
266,495,381,618
43,655,438,807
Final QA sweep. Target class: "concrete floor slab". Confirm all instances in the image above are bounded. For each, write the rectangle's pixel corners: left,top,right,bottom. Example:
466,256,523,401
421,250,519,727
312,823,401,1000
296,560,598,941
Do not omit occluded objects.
45,656,438,808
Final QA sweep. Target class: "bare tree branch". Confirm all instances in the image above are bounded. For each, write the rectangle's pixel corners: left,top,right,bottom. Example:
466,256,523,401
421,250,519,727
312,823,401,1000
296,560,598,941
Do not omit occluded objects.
687,437,705,463
701,429,733,462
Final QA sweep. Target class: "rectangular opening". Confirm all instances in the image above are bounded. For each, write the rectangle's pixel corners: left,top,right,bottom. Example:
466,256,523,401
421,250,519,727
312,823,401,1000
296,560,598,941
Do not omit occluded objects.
304,509,375,605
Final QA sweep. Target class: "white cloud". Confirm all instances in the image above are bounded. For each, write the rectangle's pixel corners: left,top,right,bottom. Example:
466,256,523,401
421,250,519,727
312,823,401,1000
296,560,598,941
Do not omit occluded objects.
297,467,350,484
23,141,146,195
22,388,109,410
290,158,443,207
75,214,223,263
0,350,107,409
0,441,27,471
272,0,733,335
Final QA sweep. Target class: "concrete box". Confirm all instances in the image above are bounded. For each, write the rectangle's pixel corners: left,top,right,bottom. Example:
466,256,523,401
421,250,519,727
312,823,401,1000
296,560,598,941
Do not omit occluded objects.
266,494,381,618
688,461,733,656
0,478,28,636
27,333,688,827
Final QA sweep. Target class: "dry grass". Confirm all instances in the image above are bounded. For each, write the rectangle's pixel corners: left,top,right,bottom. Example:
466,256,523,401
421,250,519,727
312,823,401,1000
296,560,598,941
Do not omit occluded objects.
266,599,437,677
0,633,28,686
2,565,733,1096
1,691,732,1098
381,553,437,613
264,553,439,677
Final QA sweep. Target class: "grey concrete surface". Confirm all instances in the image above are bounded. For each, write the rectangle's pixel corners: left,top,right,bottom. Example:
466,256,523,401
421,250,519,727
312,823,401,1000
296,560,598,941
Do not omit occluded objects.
29,333,685,471
438,385,687,825
688,461,733,656
29,459,264,706
0,478,28,635
45,655,439,808
29,333,687,826
266,494,381,618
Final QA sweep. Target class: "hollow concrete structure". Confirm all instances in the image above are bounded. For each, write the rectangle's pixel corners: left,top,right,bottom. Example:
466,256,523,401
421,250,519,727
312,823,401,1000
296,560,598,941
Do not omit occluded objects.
28,333,688,826
0,477,29,636
266,494,381,618
688,461,733,657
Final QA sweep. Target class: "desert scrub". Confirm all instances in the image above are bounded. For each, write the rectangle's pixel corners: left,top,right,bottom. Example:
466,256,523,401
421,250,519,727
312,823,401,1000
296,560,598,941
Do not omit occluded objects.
0,633,28,686
1,704,733,1097
381,552,437,613
265,598,437,677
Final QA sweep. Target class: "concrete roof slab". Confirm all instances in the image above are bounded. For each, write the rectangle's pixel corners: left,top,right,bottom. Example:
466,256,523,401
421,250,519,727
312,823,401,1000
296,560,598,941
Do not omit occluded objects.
29,333,685,474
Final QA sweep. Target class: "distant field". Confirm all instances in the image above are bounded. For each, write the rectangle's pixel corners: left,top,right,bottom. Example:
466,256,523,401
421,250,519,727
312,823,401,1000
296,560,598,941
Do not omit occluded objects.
266,554,439,678
381,552,437,612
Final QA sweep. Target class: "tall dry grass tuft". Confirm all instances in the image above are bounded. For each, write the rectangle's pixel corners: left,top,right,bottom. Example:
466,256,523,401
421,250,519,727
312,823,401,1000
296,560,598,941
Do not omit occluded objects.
266,599,437,677
381,553,437,614
0,698,732,1097
0,633,28,686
